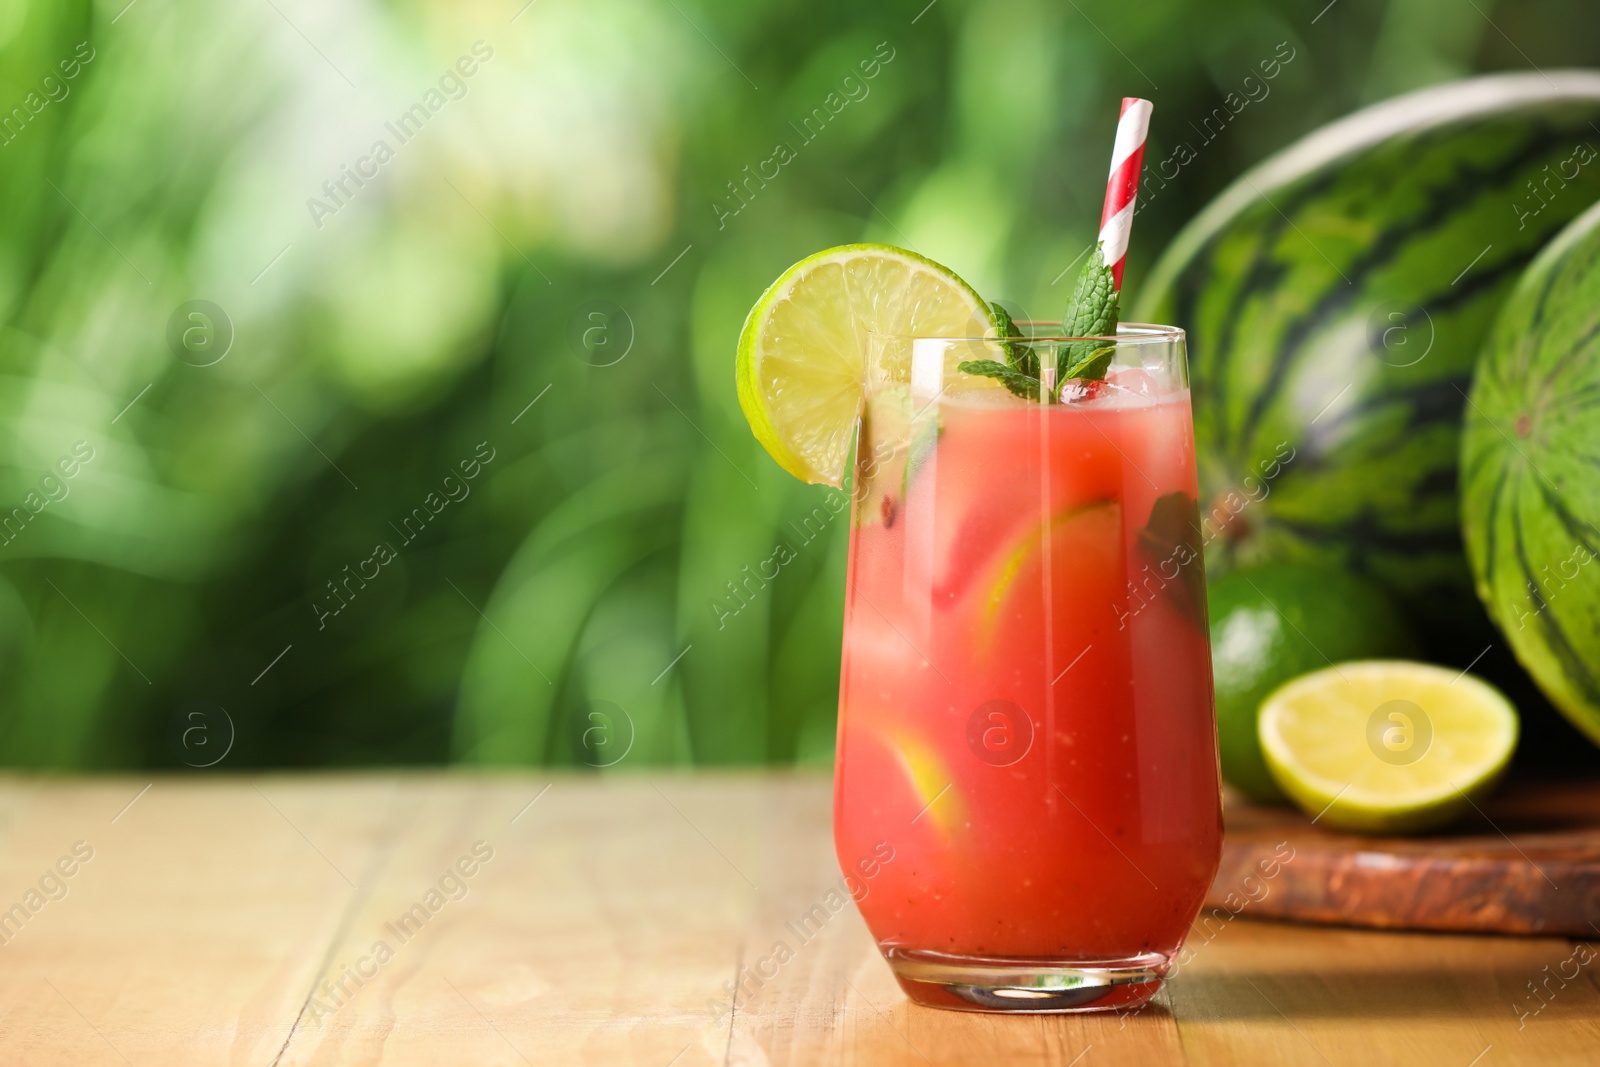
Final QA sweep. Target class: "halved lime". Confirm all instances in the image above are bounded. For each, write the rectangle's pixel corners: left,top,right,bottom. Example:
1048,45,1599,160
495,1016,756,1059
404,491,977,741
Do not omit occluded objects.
982,499,1119,636
1258,660,1519,834
736,244,1001,486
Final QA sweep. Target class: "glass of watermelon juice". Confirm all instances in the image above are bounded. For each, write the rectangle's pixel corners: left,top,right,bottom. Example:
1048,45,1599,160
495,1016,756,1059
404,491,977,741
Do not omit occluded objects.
835,322,1222,1013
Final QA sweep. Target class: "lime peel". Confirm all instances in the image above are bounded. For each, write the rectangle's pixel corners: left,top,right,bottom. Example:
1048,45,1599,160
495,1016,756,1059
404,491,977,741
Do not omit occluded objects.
735,244,1001,486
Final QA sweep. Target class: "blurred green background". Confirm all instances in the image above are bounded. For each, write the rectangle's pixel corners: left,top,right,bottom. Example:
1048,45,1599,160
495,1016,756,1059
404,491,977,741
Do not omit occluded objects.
1,0,1597,770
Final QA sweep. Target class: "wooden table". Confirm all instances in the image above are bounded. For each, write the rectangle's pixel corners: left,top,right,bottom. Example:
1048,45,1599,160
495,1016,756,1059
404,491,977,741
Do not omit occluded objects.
1,773,1596,1066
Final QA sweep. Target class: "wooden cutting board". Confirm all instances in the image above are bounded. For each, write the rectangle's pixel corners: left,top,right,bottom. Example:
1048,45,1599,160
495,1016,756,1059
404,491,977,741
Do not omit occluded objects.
1206,780,1600,935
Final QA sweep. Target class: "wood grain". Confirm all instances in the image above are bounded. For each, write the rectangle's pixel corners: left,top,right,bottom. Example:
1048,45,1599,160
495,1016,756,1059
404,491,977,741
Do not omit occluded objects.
1209,781,1600,935
0,772,1594,1065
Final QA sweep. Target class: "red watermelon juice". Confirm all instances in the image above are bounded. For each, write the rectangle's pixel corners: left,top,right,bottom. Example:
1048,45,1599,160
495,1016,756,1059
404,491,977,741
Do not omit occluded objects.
834,326,1222,1012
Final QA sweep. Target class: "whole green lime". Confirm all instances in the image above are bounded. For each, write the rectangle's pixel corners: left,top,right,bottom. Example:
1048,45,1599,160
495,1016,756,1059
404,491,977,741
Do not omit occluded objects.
1209,561,1419,800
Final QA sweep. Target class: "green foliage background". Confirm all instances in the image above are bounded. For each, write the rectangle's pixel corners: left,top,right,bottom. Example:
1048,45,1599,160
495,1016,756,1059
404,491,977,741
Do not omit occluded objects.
0,0,1596,770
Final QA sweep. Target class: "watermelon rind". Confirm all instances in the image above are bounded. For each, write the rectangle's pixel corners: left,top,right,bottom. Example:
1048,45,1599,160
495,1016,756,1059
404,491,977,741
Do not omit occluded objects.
1135,71,1600,650
1462,195,1600,747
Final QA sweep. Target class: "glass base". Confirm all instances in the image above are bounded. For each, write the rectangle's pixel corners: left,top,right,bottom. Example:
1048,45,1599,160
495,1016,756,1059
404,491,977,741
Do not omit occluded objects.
885,948,1168,1013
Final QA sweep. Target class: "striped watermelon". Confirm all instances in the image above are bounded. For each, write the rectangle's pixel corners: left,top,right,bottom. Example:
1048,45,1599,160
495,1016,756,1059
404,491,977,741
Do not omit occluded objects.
1134,72,1600,642
1463,198,1600,746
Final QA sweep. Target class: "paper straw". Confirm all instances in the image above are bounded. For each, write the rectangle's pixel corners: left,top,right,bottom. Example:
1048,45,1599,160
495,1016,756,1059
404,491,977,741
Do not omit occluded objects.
1098,97,1152,290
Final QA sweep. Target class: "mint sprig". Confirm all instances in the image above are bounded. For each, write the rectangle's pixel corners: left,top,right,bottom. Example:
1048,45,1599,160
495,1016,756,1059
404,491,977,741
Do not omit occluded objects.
957,246,1119,401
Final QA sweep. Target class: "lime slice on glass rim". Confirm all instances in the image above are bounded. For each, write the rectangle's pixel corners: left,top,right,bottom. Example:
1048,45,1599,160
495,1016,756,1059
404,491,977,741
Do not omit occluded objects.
1258,660,1519,834
735,244,1004,486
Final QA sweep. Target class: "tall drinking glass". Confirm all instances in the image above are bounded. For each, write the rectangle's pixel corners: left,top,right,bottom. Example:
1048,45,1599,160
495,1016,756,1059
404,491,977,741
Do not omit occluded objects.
833,323,1222,1012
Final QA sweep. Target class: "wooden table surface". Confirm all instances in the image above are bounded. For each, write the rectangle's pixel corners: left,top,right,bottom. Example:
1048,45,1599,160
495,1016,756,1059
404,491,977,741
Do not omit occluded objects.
1,772,1596,1066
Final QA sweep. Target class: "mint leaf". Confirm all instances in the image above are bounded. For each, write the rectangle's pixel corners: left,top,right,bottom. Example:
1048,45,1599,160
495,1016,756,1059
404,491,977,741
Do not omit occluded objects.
1054,245,1120,396
988,301,1037,377
1063,245,1119,339
1136,491,1207,632
958,359,1039,400
1060,343,1114,382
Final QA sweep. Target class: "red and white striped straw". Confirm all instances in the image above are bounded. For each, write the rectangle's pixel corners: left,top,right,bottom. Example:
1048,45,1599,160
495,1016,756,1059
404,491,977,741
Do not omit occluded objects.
1098,97,1152,290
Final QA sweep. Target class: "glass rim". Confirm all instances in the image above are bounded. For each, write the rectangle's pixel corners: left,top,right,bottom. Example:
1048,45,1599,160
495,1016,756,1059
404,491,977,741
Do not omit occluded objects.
868,321,1184,345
